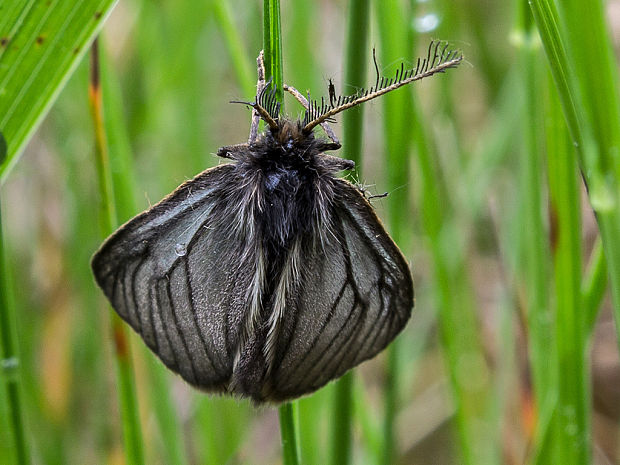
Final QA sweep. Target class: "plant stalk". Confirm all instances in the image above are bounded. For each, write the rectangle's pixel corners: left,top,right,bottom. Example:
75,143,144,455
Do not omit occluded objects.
89,39,145,465
0,183,29,465
263,2,301,463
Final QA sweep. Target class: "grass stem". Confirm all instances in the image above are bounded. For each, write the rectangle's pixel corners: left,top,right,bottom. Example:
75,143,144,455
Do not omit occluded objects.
329,2,372,464
263,2,301,463
0,179,29,465
89,39,145,465
279,402,301,465
546,78,589,464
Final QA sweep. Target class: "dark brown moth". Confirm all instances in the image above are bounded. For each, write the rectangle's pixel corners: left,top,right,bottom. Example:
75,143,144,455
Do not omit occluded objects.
92,41,462,403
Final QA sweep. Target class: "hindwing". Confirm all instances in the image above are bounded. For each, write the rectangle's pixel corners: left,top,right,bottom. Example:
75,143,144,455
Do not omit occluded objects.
268,179,414,401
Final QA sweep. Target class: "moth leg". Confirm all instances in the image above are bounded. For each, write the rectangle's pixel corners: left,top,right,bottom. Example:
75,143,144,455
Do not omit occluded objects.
217,143,249,160
352,180,388,200
284,84,340,147
248,51,267,144
319,153,355,171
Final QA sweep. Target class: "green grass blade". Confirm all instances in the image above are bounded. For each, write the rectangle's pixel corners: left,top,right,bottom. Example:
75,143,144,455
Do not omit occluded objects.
263,0,283,104
89,41,145,465
98,43,189,465
557,0,620,349
211,0,255,97
546,77,589,464
0,187,29,464
582,240,607,335
329,2,372,464
558,0,620,181
286,0,319,96
374,2,414,462
530,13,620,464
330,372,354,465
398,22,494,465
195,397,251,465
279,402,301,465
513,0,553,437
529,0,620,334
0,132,5,164
263,2,300,463
527,0,583,152
341,0,371,170
0,0,118,183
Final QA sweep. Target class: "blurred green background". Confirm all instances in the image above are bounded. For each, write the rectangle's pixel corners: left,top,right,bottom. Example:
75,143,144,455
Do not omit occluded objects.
2,0,620,464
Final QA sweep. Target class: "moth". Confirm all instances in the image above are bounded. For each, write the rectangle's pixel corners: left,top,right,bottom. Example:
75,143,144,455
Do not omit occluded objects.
92,41,462,403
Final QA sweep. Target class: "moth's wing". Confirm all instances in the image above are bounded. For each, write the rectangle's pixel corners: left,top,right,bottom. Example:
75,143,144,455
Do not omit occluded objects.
271,179,414,400
92,164,245,391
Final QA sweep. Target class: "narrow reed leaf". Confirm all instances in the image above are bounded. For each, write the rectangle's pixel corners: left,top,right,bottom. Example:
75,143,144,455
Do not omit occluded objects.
264,2,299,463
99,44,189,465
263,0,284,106
582,240,607,335
330,2,372,464
211,0,255,97
513,1,552,424
279,402,301,465
330,372,354,465
529,0,620,328
0,194,29,464
546,76,589,464
558,0,620,345
89,40,145,465
374,2,412,461
527,0,583,151
0,133,6,164
531,20,620,465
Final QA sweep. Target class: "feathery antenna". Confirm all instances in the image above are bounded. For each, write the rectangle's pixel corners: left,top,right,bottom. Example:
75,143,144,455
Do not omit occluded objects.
231,77,281,130
302,40,463,133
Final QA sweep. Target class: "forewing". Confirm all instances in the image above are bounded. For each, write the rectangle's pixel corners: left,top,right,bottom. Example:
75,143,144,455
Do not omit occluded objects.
92,164,245,391
271,180,413,400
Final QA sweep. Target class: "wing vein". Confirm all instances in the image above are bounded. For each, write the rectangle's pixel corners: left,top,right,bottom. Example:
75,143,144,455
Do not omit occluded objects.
165,273,199,384
154,281,180,371
183,258,221,375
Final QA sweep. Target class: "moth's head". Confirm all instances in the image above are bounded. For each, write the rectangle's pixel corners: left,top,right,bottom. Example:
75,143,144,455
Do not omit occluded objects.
262,119,328,163
271,119,307,149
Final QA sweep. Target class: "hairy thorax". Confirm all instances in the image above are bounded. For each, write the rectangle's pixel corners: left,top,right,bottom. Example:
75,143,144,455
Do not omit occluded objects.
242,120,336,249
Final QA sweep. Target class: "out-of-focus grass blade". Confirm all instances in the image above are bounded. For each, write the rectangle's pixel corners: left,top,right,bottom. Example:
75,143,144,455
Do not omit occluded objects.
98,41,189,465
582,239,607,334
263,0,283,105
211,0,255,97
89,40,145,465
0,0,118,183
263,2,301,464
546,74,588,464
329,2,371,465
530,0,620,324
0,132,6,163
374,2,413,463
513,0,553,445
0,195,29,464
